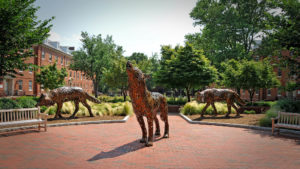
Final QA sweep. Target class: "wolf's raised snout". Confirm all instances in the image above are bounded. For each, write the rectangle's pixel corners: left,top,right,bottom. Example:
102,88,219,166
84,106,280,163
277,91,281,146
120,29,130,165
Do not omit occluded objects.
126,61,132,69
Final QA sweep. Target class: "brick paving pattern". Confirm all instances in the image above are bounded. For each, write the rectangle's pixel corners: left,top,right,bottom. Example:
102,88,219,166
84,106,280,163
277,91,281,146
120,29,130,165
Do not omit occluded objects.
0,114,300,169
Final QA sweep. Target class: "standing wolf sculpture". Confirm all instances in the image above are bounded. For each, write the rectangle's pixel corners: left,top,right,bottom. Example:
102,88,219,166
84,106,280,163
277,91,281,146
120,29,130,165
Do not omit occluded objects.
126,61,169,147
36,87,101,119
196,88,245,117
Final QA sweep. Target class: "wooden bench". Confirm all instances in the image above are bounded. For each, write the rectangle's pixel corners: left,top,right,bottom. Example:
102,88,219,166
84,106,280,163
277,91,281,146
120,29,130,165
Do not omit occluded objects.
0,107,48,132
272,112,300,135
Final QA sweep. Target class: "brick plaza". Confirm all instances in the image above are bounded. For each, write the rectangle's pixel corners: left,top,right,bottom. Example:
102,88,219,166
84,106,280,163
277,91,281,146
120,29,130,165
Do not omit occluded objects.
0,115,300,169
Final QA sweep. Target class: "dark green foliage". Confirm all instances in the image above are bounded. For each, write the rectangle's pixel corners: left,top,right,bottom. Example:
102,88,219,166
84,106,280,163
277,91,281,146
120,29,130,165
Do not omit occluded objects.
47,107,56,115
245,101,274,107
35,62,67,90
40,106,48,113
155,43,218,102
16,96,37,108
277,99,300,113
0,0,53,79
0,98,21,109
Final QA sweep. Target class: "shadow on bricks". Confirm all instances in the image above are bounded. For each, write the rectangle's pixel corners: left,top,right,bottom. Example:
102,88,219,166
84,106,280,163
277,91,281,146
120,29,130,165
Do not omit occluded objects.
245,129,300,145
87,140,145,161
0,129,40,137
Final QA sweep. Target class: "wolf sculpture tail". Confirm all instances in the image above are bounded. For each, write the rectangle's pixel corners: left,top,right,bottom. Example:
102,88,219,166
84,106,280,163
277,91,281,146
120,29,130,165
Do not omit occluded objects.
85,93,101,104
234,93,245,106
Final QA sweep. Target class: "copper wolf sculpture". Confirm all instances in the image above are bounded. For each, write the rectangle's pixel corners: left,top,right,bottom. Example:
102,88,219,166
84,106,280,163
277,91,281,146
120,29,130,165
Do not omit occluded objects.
126,61,169,147
196,88,245,117
36,87,101,119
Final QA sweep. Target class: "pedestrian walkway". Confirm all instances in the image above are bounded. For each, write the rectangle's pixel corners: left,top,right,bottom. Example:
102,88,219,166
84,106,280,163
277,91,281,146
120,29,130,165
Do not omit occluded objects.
0,114,300,169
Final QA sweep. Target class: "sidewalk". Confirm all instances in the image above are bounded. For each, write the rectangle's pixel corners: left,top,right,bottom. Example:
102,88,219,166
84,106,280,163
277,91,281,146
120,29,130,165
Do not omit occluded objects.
0,114,299,169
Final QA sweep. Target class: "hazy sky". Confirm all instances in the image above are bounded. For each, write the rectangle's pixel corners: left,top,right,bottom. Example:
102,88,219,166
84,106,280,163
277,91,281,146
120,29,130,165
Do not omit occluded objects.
35,0,200,57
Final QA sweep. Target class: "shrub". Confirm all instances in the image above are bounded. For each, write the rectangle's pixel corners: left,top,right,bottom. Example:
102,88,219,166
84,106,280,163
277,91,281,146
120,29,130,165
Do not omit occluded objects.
181,101,235,115
40,106,48,113
245,101,274,107
16,96,37,108
45,106,56,115
0,98,21,109
277,99,300,113
259,101,281,127
167,96,188,105
243,110,256,114
98,95,130,103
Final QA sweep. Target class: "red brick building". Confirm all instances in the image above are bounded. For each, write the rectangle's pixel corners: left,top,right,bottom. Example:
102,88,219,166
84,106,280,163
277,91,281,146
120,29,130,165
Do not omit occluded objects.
240,51,300,101
0,39,93,96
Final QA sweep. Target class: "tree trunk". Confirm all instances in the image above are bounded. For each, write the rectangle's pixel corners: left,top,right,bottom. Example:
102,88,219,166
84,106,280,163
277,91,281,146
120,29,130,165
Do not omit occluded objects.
93,79,98,98
249,90,254,103
186,87,191,102
122,89,127,101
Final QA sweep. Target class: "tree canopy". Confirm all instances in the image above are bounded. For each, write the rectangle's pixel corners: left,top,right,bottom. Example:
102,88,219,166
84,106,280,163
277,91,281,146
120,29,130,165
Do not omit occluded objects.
221,59,280,102
155,43,218,101
189,0,275,67
70,32,122,97
35,62,67,91
0,0,53,80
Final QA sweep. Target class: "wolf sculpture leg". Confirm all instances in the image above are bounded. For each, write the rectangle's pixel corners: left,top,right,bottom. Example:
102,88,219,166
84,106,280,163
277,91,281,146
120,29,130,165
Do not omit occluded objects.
136,115,147,143
69,100,79,119
201,102,211,117
82,100,94,117
154,115,161,136
160,101,169,138
211,102,218,116
146,116,154,147
55,103,63,119
232,104,240,117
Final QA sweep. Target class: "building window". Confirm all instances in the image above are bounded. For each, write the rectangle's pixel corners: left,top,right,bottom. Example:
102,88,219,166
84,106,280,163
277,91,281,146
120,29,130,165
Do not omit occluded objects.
49,54,52,62
277,68,282,77
29,80,32,91
255,90,259,95
69,71,72,77
277,91,281,96
65,58,68,65
73,72,75,78
267,89,271,96
77,72,79,79
81,73,82,80
290,51,294,56
42,50,45,60
29,66,33,73
18,80,23,91
55,55,58,61
255,56,259,61
63,56,66,65
61,56,63,65
242,90,245,95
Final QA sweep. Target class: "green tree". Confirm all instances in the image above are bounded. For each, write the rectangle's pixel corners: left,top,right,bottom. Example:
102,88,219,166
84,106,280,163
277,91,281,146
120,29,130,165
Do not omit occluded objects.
127,52,148,64
220,59,243,94
155,43,218,102
35,62,67,91
103,56,128,101
189,0,274,67
70,32,121,97
222,59,280,102
256,0,300,89
0,0,53,80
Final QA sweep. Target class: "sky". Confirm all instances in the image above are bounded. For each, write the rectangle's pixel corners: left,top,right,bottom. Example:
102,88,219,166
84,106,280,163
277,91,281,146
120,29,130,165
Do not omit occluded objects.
34,0,200,57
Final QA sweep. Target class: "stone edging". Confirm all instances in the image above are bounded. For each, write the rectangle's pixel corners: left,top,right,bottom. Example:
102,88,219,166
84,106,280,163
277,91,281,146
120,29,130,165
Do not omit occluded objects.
179,113,300,135
0,115,130,132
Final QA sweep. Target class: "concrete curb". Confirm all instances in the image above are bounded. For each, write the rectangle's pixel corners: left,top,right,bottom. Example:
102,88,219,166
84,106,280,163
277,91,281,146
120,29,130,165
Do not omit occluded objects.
179,113,300,135
0,115,130,132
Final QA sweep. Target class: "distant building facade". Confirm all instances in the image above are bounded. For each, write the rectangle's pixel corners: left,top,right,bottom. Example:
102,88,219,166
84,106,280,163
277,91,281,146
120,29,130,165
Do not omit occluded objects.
0,39,93,96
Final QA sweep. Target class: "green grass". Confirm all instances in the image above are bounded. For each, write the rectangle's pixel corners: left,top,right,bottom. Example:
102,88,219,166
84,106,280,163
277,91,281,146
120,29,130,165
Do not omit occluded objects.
181,101,236,115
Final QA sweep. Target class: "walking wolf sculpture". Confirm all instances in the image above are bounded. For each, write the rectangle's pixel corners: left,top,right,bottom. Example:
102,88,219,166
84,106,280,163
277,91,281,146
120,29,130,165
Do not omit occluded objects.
196,88,245,117
36,87,101,119
126,61,169,147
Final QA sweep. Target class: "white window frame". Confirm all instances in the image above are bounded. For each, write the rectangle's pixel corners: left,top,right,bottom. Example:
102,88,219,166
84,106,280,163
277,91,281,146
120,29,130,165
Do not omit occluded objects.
29,80,32,91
